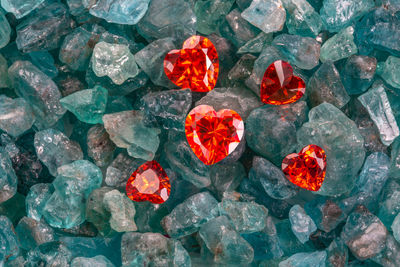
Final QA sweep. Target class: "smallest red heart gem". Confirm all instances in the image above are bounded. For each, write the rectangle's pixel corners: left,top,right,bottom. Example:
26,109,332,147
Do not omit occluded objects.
126,161,171,204
260,60,305,105
282,144,327,191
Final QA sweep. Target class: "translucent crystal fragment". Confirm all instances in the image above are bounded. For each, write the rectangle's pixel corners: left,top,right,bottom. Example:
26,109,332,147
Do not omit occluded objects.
0,216,19,262
320,26,358,63
289,205,317,244
28,51,58,79
279,250,327,267
241,0,286,34
237,33,273,54
26,183,53,221
86,187,115,237
71,256,115,267
377,56,400,89
87,125,115,167
341,55,377,95
0,148,17,204
15,217,54,250
391,138,400,179
371,234,400,267
194,0,235,35
325,238,348,267
25,241,72,266
210,162,245,198
0,96,35,137
358,81,400,146
392,213,400,242
0,9,10,49
103,189,137,232
0,0,44,19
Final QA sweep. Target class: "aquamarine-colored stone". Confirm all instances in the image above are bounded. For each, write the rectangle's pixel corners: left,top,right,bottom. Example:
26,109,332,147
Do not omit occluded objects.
26,183,54,221
0,193,25,225
162,191,218,238
237,32,273,54
241,0,286,34
391,137,400,179
60,86,108,124
0,9,10,49
137,0,196,43
16,3,74,53
86,187,115,237
320,0,374,32
194,0,235,35
66,0,92,23
0,0,44,19
321,26,358,63
199,216,254,265
275,219,313,255
342,206,388,260
358,81,400,146
377,56,400,89
121,232,191,267
106,96,133,114
341,55,377,95
210,162,245,198
0,216,19,262
249,156,299,200
135,38,175,88
392,213,400,242
272,34,320,70
0,96,35,137
103,110,160,161
307,62,350,109
15,216,54,250
371,234,400,267
379,179,400,228
297,103,365,196
281,0,323,37
289,205,317,244
0,148,17,204
87,125,115,167
279,251,327,267
91,42,139,85
71,255,115,267
325,238,348,267
8,61,66,130
25,241,72,266
83,0,150,25
60,24,105,71
28,51,58,79
0,54,9,88
34,129,83,176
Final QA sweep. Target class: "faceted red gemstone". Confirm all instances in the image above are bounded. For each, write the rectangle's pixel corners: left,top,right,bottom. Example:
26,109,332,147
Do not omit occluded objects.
185,105,244,165
260,60,305,105
164,35,219,92
282,144,327,191
126,161,171,204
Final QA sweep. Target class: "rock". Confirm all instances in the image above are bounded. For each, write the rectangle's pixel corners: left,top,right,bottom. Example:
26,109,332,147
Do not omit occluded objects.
279,251,327,267
25,183,53,221
391,137,400,179
71,255,115,267
0,9,11,49
15,217,54,250
320,26,358,62
0,96,35,137
194,0,235,35
25,241,72,266
341,55,377,95
378,180,400,228
237,32,273,54
0,216,19,262
0,148,17,204
210,162,245,198
325,238,348,267
103,189,137,232
86,187,115,237
0,0,44,19
289,204,317,244
377,56,400,89
87,125,116,167
29,51,58,78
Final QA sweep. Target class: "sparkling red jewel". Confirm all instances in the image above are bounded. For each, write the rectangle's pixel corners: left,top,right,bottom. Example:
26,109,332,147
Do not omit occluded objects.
185,105,244,165
164,35,219,92
282,144,327,191
126,161,171,204
260,60,305,105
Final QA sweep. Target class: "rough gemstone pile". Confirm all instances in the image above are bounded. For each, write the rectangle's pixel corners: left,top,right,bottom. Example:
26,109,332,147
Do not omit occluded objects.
0,0,399,266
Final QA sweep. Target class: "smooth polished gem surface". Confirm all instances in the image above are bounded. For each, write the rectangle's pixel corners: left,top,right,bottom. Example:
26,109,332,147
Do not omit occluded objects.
126,161,170,204
185,105,244,165
164,36,219,92
282,144,327,191
260,60,305,105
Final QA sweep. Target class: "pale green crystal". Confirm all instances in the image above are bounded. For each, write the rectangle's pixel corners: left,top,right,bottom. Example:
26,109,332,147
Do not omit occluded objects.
0,216,19,262
15,216,54,250
289,205,317,244
377,56,400,89
279,251,327,267
392,213,400,242
0,0,44,19
320,26,358,62
378,180,400,227
237,33,273,54
25,183,53,221
0,148,17,204
0,96,35,137
86,187,115,237
194,0,235,35
71,256,115,267
103,189,137,232
0,9,10,49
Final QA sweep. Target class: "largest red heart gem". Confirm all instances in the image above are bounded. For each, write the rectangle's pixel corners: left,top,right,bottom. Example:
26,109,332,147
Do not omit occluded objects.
185,105,244,165
164,36,219,92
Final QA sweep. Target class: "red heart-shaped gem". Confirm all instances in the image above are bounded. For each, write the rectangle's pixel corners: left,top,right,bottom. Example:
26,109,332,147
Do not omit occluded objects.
282,144,327,191
164,36,219,92
126,161,171,204
260,60,305,105
185,105,244,165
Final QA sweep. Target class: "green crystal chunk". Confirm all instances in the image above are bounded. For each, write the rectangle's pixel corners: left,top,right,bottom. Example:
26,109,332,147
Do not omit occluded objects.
0,0,44,19
289,204,317,244
358,81,400,146
377,56,400,89
392,213,400,242
15,216,54,250
279,251,327,267
199,216,254,264
276,219,313,255
87,125,116,167
320,26,358,63
0,216,19,262
297,103,365,196
25,241,72,266
0,148,17,204
237,33,273,54
86,187,115,237
378,179,400,227
194,0,235,35
29,51,58,79
71,255,115,267
162,191,218,238
26,183,54,221
34,129,83,176
0,96,35,137
371,234,400,266
0,193,26,225
60,85,108,124
391,137,400,179
341,55,377,95
0,9,10,49
241,0,286,34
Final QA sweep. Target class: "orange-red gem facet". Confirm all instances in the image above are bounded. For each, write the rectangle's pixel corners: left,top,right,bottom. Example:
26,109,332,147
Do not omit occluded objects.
282,144,327,191
164,36,219,92
126,161,171,204
260,60,305,105
185,105,244,165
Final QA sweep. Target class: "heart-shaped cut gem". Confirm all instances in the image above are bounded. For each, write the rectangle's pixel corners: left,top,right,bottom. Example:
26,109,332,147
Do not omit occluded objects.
260,60,305,105
164,36,219,92
282,144,327,191
185,105,244,165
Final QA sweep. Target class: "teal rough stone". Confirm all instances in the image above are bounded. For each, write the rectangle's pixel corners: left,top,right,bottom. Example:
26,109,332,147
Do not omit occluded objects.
228,54,257,83
391,137,400,179
0,216,19,262
8,61,66,130
358,81,400,146
25,183,54,221
341,206,388,260
26,241,72,266
91,42,139,85
87,125,115,167
66,0,92,23
325,238,348,267
199,216,254,265
237,32,273,54
378,180,400,228
371,234,400,267
392,213,400,242
320,0,374,32
121,232,191,267
0,193,26,225
0,96,35,137
60,86,108,124
320,26,358,63
272,34,320,70
28,51,58,79
83,0,150,25
210,162,245,198
275,219,313,255
0,9,10,49
249,156,298,200
241,0,286,34
297,103,365,196
289,205,317,244
0,54,9,88
86,187,115,237
103,189,137,232
281,0,323,37
71,255,115,267
0,0,44,19
103,110,160,161
194,0,235,35
377,56,400,89
15,216,54,250
0,148,17,204
307,62,350,109
341,55,377,95
161,191,218,238
279,251,327,267
34,129,83,176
